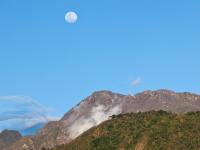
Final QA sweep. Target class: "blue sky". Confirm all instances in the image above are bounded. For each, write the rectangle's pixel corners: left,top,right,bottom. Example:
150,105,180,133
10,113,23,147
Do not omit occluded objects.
0,0,200,130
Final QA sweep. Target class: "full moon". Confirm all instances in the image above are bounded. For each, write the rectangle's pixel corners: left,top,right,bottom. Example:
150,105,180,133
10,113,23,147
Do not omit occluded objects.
65,11,78,23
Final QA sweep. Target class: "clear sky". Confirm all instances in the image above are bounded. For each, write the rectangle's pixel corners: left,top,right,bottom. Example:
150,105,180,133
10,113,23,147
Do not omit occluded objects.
0,0,200,125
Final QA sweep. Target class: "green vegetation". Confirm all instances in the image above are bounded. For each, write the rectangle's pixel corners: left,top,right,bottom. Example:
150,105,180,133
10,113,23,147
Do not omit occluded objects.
51,111,200,150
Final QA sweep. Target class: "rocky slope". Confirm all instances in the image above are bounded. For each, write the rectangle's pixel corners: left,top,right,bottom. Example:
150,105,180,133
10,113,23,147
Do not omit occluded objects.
0,130,22,149
4,89,200,150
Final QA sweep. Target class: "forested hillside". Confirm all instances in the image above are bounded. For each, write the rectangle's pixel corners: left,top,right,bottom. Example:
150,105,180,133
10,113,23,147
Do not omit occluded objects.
51,111,200,150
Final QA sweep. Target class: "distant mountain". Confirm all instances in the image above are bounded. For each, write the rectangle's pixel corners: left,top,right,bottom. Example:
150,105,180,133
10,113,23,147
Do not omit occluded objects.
51,111,200,150
4,89,200,150
0,130,22,149
20,123,46,136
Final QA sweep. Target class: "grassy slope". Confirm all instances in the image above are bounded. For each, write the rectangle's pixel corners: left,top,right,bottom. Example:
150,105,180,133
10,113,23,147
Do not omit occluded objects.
51,111,200,150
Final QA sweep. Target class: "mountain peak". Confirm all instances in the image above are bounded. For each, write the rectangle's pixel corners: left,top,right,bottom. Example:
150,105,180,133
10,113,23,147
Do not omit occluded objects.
5,89,200,150
91,90,114,95
0,129,21,137
155,89,175,93
0,130,22,149
90,90,125,100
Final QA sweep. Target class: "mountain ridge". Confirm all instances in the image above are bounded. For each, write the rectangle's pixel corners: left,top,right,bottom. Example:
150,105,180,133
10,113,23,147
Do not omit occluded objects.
0,130,22,149
4,89,200,150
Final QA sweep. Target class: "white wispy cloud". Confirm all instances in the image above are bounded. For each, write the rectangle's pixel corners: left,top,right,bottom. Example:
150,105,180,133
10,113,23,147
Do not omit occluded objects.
131,77,142,86
127,76,142,96
0,96,60,132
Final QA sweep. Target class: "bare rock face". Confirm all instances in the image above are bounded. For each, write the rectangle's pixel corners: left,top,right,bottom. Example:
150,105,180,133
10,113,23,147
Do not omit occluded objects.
0,130,22,149
5,89,200,150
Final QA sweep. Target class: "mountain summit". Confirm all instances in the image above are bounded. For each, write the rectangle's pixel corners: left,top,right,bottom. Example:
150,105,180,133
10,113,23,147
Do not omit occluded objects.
0,130,22,149
4,89,200,150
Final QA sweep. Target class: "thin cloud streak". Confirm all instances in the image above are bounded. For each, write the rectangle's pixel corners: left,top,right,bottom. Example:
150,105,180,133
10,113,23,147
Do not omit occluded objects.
131,77,142,87
0,96,60,132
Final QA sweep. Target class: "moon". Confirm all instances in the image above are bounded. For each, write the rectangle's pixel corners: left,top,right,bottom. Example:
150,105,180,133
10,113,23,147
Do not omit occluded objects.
65,11,78,23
